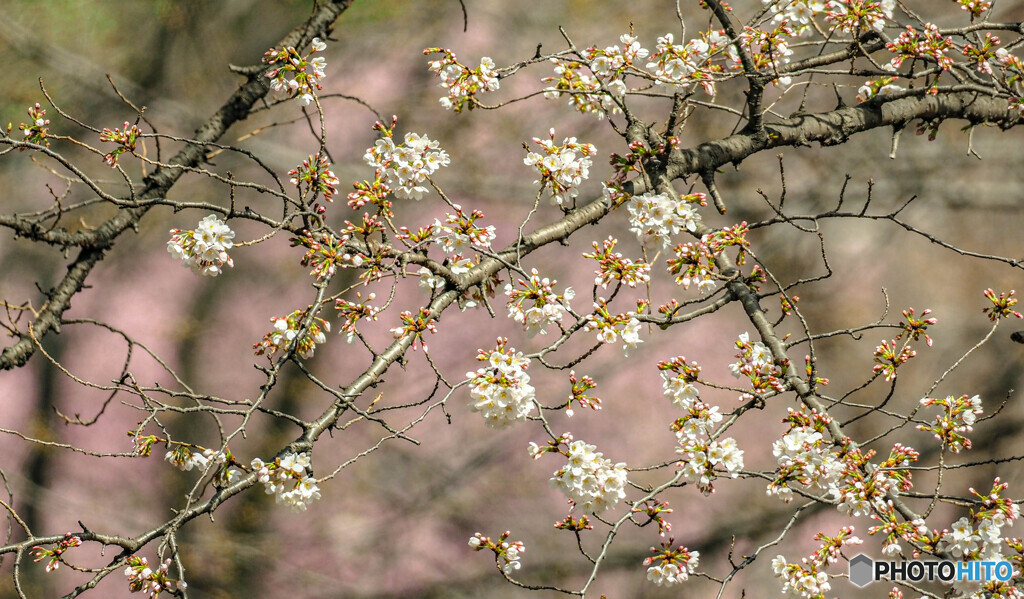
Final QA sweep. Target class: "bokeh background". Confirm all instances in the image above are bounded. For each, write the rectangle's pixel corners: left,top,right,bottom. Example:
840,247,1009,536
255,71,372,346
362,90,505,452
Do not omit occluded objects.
2,1,1024,597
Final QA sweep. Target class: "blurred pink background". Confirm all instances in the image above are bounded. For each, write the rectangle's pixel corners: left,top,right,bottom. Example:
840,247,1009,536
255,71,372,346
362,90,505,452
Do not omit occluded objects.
2,1,1024,597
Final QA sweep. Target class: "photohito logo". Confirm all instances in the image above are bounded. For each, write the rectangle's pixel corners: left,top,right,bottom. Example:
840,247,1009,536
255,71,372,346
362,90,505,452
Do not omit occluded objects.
849,554,1013,588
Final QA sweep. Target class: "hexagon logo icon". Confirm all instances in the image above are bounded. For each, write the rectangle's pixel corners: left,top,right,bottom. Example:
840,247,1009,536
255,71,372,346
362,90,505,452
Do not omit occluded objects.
849,553,874,588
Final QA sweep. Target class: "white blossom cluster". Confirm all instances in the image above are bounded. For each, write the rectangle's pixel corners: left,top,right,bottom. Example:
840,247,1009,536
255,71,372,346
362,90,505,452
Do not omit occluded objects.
363,132,450,200
427,54,500,110
667,238,720,294
523,131,596,205
164,446,241,485
995,47,1017,75
677,437,743,493
645,31,733,93
334,293,380,344
876,516,929,557
164,446,210,472
166,214,235,277
761,1,827,34
467,340,536,429
433,206,496,255
542,33,648,119
258,312,330,359
745,28,795,86
837,465,908,518
586,33,649,97
647,33,700,83
772,556,832,598
418,258,473,293
671,372,738,493
772,529,863,598
20,103,50,138
761,0,896,36
550,440,628,515
583,308,642,356
505,269,575,337
627,191,701,249
935,482,1020,597
674,403,723,441
543,59,619,118
468,533,525,575
501,541,523,575
825,0,895,34
265,37,327,105
251,452,322,512
662,369,701,409
918,394,983,453
123,556,184,597
939,512,1019,560
937,516,978,557
729,332,774,379
769,427,843,502
270,317,321,350
646,557,699,586
432,220,492,255
857,80,904,102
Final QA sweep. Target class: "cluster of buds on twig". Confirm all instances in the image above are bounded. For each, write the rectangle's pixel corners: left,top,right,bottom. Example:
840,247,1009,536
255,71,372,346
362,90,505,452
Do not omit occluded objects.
99,121,141,167
30,533,82,573
289,153,340,203
15,103,51,146
983,288,1022,321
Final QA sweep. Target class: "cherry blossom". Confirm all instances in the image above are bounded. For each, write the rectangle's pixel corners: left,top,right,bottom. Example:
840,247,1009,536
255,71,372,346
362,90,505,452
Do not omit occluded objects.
254,309,330,359
362,119,450,200
523,129,597,205
264,37,328,105
645,32,725,94
251,452,322,512
468,531,525,576
627,191,702,249
918,394,984,453
644,540,700,587
164,445,208,472
124,555,185,597
166,214,235,277
549,439,628,515
583,300,643,356
424,48,500,111
505,269,575,337
467,338,536,428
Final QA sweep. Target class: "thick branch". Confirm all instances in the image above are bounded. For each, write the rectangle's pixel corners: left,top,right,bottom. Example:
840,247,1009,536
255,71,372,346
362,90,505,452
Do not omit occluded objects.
666,91,1021,177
